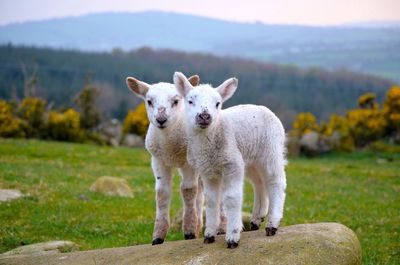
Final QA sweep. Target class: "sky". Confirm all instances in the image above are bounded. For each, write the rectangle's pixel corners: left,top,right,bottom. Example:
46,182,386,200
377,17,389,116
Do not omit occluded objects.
0,0,400,26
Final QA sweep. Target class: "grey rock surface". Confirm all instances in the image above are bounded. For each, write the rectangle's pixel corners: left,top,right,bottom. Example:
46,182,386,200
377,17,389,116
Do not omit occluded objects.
0,223,361,265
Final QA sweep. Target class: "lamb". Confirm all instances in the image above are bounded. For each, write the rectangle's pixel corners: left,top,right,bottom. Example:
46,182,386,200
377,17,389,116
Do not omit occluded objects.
174,72,287,248
125,75,204,245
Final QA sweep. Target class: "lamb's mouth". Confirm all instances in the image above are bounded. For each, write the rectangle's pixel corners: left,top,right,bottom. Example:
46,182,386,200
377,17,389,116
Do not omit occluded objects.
197,121,210,129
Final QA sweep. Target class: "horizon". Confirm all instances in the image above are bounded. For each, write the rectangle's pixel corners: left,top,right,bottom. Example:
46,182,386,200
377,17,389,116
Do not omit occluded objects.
1,0,400,26
0,10,400,28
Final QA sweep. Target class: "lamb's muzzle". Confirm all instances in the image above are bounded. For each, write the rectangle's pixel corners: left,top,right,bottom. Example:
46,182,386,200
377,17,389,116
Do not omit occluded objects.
156,116,167,128
196,111,212,128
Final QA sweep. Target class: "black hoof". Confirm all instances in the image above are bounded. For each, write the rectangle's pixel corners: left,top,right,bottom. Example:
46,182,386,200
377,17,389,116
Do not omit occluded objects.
265,227,277,236
250,222,260,231
227,240,239,249
184,233,196,240
152,238,164,245
204,236,215,244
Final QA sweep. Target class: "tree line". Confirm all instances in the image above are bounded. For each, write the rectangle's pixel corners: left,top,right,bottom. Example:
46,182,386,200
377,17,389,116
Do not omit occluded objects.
0,44,395,128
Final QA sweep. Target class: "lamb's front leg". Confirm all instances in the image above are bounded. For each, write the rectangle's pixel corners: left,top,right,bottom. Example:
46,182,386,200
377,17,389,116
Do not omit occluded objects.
151,157,172,245
203,177,222,244
222,165,245,248
178,164,200,239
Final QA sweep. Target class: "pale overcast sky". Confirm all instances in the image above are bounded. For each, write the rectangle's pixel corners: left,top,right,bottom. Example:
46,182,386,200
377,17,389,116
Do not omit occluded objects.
0,0,399,26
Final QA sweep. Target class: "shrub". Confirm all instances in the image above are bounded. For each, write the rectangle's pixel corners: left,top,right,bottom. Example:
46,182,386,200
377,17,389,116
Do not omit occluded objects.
122,103,149,138
75,84,101,130
382,86,400,141
358,92,378,109
322,114,355,151
18,97,46,137
347,95,387,147
0,100,26,138
290,112,319,137
46,108,84,142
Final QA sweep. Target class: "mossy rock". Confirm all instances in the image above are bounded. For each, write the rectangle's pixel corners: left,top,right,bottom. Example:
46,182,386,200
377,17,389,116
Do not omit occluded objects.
0,223,361,265
1,241,77,257
89,176,133,197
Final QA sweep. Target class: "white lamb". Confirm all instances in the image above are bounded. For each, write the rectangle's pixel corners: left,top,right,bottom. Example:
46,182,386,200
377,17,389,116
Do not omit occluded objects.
125,75,204,245
174,72,287,248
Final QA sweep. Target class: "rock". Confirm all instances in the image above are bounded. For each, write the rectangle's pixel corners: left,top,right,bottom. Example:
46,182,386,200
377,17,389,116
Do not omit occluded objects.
78,194,89,201
121,134,145,148
300,132,331,156
1,241,76,257
98,119,122,147
89,176,133,198
376,158,388,164
0,223,361,265
0,189,23,202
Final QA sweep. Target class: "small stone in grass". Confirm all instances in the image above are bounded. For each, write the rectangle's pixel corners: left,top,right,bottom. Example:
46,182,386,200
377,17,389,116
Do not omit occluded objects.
90,176,133,197
0,189,23,202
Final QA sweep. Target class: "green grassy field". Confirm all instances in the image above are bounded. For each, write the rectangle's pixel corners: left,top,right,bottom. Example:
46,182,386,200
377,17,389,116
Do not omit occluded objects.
0,139,399,264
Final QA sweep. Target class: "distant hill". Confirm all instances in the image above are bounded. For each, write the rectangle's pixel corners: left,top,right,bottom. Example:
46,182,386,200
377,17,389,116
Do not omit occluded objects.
0,45,394,128
0,11,399,81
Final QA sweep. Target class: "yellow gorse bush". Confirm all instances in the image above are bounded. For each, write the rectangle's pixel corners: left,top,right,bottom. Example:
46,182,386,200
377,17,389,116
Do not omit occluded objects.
291,112,319,137
290,87,400,152
18,97,46,137
123,103,149,138
322,114,355,151
346,108,387,146
383,86,400,133
0,100,25,137
46,108,83,141
358,92,378,109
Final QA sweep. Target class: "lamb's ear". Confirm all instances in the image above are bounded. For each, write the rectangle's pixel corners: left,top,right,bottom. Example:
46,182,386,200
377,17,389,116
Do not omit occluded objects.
188,75,200,86
174,72,194,97
126,77,150,99
216,77,238,102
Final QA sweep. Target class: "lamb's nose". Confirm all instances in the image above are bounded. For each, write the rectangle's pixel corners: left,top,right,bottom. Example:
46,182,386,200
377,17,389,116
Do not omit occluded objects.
156,117,167,126
199,112,211,121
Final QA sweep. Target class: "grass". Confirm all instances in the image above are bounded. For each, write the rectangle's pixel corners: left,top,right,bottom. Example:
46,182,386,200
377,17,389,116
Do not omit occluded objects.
0,138,399,264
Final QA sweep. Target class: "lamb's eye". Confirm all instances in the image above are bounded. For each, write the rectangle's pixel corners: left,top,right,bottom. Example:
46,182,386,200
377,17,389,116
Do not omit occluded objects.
147,100,152,106
172,99,179,107
188,100,193,105
216,102,220,108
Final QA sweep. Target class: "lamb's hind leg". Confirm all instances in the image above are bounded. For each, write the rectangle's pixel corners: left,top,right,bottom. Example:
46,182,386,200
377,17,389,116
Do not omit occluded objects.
179,164,200,239
195,177,204,236
262,158,287,236
246,166,267,231
151,157,173,245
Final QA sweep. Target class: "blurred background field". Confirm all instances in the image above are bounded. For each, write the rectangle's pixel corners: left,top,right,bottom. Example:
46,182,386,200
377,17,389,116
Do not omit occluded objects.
0,139,399,264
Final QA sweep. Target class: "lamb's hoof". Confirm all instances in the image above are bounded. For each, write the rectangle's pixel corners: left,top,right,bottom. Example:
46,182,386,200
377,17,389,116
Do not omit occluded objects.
184,233,196,240
227,240,239,249
152,238,164,245
265,227,277,236
204,236,215,244
250,221,260,231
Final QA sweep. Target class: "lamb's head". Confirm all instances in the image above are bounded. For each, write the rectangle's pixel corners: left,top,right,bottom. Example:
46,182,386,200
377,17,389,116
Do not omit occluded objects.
174,72,238,130
126,75,200,130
